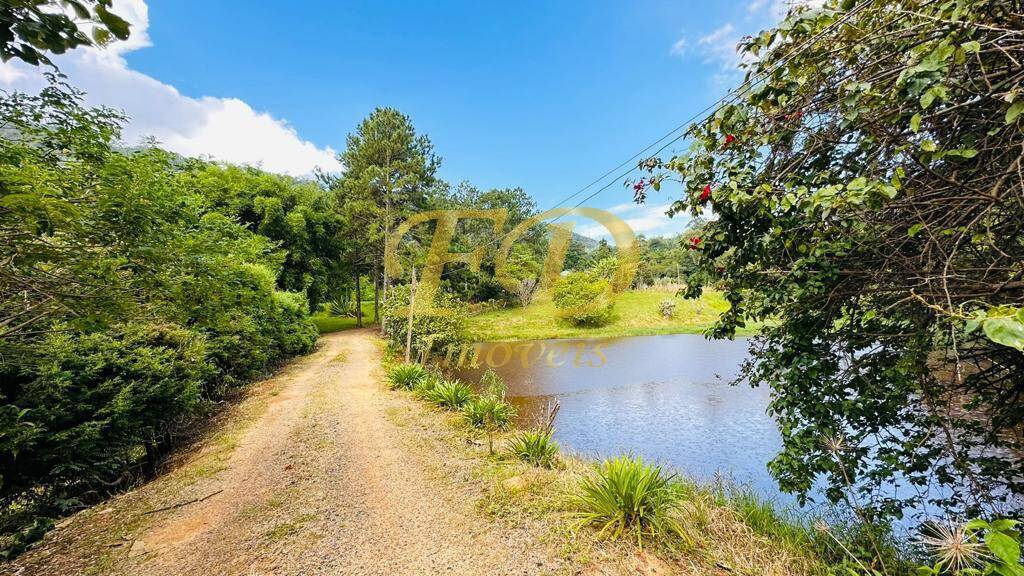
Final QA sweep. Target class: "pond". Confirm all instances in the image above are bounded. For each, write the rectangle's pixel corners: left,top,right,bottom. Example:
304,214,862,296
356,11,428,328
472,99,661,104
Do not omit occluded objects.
454,333,806,509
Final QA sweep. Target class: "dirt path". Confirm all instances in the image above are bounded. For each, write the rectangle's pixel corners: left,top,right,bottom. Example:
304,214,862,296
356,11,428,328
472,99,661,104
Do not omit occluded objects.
6,329,560,576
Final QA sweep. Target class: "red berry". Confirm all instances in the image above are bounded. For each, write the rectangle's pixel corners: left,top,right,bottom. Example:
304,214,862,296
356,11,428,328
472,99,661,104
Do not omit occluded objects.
700,185,712,203
724,134,735,146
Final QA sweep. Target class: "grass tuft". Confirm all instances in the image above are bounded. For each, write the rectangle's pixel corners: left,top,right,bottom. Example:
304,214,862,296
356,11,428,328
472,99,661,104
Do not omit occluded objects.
462,395,516,430
507,428,559,468
387,362,428,390
424,379,474,410
573,455,682,547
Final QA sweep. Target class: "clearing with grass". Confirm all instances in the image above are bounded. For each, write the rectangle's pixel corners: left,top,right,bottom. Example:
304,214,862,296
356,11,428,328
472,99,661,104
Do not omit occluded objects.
468,288,759,341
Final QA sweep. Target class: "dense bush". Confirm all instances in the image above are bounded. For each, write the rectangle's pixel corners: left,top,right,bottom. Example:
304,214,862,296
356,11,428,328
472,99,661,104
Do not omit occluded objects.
551,271,615,327
0,83,320,552
380,284,469,359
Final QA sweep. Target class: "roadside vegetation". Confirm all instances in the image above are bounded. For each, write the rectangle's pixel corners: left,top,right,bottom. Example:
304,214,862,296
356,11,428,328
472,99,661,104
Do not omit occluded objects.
381,359,926,575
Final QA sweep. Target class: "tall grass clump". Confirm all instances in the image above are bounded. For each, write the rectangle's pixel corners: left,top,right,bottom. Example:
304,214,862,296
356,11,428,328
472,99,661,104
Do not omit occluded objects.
424,379,474,410
507,429,559,468
387,362,428,390
463,369,518,453
573,455,682,547
462,395,516,430
411,371,442,398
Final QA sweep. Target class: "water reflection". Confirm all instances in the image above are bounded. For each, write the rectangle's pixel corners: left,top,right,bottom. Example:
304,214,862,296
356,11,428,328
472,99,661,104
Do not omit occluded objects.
455,334,794,503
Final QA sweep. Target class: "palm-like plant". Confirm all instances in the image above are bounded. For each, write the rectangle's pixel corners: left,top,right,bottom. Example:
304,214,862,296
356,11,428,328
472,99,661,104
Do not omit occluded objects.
424,379,473,410
573,455,682,547
507,428,559,468
387,362,428,390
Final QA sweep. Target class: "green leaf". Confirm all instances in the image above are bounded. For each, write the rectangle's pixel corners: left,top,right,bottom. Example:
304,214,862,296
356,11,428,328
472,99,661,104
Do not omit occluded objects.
961,40,981,53
921,90,936,109
910,113,922,132
982,317,1024,351
1007,100,1024,124
946,148,978,159
921,140,937,152
987,531,1020,565
908,223,924,237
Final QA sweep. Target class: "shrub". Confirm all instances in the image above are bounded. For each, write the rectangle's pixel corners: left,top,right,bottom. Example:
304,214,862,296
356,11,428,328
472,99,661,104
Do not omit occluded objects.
424,379,474,410
380,285,469,359
507,429,559,468
551,271,615,327
573,455,682,546
462,396,516,431
412,372,443,398
387,362,428,390
658,299,676,318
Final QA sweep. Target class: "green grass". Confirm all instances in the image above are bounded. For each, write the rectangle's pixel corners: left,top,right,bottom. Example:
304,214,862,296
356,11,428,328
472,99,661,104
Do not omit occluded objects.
310,300,376,334
467,288,761,341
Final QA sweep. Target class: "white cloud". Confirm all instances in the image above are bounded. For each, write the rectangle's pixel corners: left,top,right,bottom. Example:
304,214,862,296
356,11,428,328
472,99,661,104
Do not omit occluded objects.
0,61,25,83
576,203,688,240
0,0,340,176
669,36,687,59
747,0,770,14
697,23,743,71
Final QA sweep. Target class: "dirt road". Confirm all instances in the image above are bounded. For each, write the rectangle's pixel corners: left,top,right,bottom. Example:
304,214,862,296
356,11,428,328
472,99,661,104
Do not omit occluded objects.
7,329,560,576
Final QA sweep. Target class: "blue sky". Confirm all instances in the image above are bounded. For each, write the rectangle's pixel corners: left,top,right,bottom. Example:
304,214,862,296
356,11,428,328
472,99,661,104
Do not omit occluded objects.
0,0,795,238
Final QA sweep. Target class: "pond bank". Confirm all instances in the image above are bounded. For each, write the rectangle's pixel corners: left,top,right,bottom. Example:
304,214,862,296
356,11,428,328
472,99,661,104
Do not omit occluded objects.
467,289,761,342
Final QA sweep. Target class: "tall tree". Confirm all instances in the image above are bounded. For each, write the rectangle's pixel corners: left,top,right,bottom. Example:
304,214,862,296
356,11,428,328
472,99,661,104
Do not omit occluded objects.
335,108,439,323
639,0,1024,524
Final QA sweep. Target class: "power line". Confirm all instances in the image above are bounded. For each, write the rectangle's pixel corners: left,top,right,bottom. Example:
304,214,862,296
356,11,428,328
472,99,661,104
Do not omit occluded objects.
415,1,873,279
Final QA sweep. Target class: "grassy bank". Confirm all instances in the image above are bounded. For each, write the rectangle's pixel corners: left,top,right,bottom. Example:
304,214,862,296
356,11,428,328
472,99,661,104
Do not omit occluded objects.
381,357,858,575
467,288,760,342
310,301,376,334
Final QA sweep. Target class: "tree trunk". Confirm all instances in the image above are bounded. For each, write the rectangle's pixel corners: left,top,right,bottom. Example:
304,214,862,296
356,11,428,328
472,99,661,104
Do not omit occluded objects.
355,271,363,327
373,256,380,324
404,267,416,362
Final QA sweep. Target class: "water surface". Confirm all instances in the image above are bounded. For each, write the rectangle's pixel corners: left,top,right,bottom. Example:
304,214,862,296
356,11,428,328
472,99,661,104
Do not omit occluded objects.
455,333,797,505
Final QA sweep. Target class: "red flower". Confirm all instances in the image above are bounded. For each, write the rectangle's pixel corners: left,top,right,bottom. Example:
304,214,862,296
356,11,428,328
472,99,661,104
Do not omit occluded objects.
700,184,712,203
688,236,702,250
633,179,646,193
724,134,735,147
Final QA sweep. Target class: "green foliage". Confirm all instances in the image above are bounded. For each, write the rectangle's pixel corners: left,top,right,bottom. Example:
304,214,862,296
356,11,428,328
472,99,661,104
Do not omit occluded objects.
387,363,428,390
380,284,469,358
639,0,1024,524
573,455,682,547
507,429,559,468
411,372,443,398
461,395,516,430
551,271,615,327
0,82,319,553
423,379,474,410
0,0,130,66
178,163,348,311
